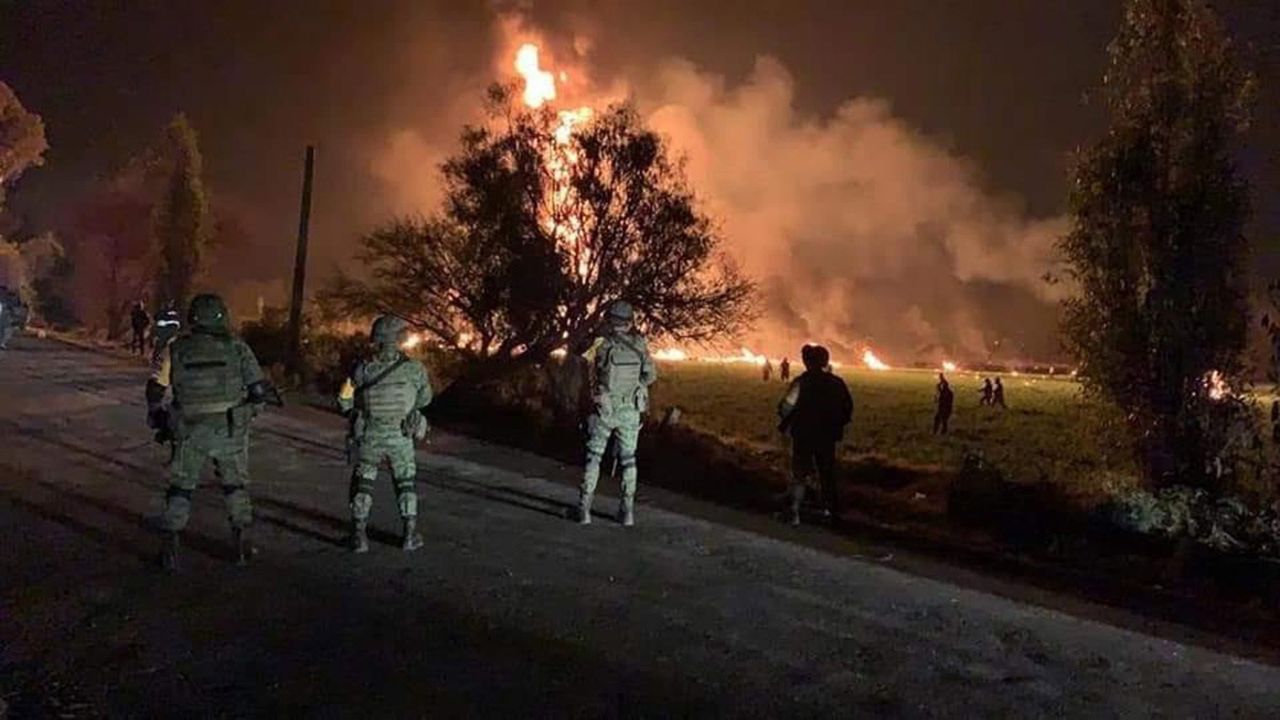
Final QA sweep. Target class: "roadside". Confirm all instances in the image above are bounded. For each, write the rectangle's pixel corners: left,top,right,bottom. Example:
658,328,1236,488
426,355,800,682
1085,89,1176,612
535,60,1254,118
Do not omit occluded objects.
37,328,1280,664
5,334,1280,717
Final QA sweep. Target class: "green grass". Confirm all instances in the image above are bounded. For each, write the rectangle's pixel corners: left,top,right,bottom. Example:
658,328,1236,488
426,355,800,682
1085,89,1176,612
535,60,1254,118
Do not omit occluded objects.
649,363,1138,499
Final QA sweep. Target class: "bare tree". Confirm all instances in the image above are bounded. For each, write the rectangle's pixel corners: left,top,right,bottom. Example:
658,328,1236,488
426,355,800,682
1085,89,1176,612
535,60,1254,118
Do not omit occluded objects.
323,86,755,367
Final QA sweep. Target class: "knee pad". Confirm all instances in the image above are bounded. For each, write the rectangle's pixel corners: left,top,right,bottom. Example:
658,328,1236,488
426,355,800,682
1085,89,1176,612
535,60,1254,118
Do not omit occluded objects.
350,492,374,520
397,491,418,518
393,477,416,496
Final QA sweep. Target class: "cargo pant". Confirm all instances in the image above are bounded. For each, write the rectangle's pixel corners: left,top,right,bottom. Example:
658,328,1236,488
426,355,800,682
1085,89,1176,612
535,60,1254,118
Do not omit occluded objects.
350,426,418,521
582,405,642,502
163,415,253,532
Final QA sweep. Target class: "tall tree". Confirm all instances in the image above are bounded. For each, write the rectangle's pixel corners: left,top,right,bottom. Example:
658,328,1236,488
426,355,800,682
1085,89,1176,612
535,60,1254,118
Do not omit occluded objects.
323,87,755,366
152,114,211,311
1059,0,1254,487
0,81,48,214
69,188,155,337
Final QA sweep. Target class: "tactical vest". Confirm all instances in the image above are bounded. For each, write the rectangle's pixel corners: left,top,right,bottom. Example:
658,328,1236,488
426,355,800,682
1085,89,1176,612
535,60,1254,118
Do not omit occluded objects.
596,334,647,409
356,355,417,426
170,333,244,417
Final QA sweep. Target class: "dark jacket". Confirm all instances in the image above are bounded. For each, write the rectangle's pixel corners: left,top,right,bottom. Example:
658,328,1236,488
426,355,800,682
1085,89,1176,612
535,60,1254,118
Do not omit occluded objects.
778,370,854,443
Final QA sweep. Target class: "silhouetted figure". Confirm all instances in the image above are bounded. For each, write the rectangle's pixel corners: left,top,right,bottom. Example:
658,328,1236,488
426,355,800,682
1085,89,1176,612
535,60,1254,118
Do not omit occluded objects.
780,357,791,381
934,373,954,434
993,377,1007,409
778,344,853,526
979,377,994,406
762,358,773,382
129,302,150,356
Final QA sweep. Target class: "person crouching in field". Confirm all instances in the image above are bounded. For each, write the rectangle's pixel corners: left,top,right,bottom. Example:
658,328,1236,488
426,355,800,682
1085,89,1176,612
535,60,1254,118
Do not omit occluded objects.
777,344,853,527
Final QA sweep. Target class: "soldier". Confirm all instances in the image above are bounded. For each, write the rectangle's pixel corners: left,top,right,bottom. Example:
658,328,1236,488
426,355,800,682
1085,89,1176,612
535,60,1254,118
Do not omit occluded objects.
762,358,773,382
146,294,271,572
577,300,656,526
337,315,433,553
933,373,954,434
993,376,1007,409
780,356,791,382
129,301,150,356
979,377,994,406
778,344,853,526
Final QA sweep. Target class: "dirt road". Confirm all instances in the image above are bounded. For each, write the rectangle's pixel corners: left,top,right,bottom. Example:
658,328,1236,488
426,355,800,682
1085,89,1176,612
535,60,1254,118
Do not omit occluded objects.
2,335,1277,718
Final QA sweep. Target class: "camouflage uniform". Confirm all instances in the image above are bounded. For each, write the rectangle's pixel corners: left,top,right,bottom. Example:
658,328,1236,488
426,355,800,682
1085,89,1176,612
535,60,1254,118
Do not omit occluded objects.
578,301,657,526
338,316,432,552
147,294,268,570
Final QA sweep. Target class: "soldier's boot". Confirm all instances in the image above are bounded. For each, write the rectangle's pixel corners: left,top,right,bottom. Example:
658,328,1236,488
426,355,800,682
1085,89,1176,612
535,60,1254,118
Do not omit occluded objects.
577,492,594,525
619,496,635,527
351,520,370,554
232,527,253,566
157,531,180,573
401,517,424,552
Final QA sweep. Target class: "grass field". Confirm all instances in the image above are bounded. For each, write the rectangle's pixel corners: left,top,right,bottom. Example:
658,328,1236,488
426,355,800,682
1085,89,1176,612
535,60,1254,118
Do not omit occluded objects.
648,362,1138,499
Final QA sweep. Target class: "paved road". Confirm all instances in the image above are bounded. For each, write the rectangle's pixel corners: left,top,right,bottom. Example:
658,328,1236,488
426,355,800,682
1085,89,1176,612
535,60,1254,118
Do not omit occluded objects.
1,335,1278,718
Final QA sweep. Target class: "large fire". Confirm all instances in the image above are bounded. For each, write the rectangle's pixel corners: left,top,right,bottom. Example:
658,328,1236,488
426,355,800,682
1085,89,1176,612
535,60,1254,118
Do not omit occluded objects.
514,44,556,107
513,42,595,281
862,349,891,371
941,360,958,372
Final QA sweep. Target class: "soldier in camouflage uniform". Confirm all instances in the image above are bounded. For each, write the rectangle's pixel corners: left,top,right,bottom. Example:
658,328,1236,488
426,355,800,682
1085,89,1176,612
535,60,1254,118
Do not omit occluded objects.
577,301,657,527
337,315,433,553
146,294,271,571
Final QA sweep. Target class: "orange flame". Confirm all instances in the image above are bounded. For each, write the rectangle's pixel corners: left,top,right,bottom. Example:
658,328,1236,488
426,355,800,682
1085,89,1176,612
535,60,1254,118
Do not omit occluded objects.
863,349,891,371
400,332,423,350
514,43,556,107
1206,370,1229,401
941,360,958,372
512,42,595,281
654,348,690,362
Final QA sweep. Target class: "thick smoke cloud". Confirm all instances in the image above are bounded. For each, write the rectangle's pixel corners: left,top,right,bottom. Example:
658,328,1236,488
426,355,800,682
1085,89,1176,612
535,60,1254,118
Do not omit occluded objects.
365,13,1067,363
637,58,1067,362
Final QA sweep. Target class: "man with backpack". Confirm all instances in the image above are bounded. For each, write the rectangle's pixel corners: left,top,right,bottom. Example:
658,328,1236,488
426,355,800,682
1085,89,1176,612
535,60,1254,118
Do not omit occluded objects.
337,315,433,553
778,344,853,526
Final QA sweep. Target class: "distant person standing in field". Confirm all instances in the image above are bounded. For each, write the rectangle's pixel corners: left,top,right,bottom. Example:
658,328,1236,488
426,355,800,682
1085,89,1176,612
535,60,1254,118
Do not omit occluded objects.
762,358,773,381
933,373,954,434
979,377,994,406
993,377,1007,408
129,301,150,356
778,344,853,526
780,357,791,381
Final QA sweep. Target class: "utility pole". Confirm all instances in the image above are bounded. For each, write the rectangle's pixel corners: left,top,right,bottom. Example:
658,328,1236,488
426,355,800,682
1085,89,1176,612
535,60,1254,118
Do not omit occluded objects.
286,145,315,379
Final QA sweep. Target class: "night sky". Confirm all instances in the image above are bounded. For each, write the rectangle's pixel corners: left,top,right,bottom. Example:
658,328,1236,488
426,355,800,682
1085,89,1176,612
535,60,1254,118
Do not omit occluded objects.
2,0,1278,347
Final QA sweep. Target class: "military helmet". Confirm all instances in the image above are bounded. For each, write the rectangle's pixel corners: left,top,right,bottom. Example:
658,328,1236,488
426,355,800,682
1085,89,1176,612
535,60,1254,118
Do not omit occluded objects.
607,301,634,323
370,314,408,345
187,294,229,331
